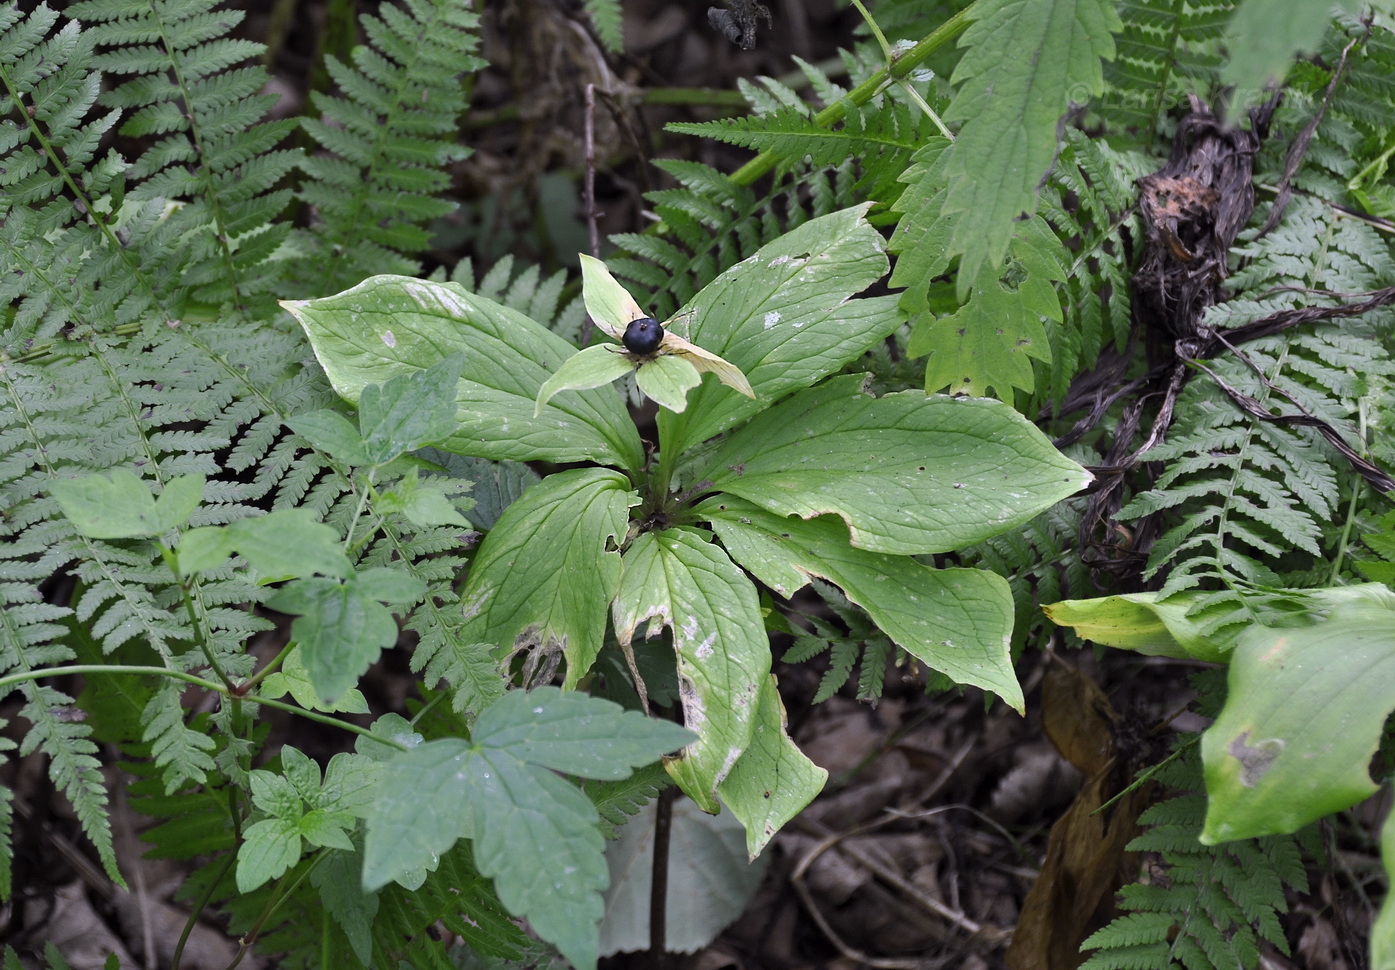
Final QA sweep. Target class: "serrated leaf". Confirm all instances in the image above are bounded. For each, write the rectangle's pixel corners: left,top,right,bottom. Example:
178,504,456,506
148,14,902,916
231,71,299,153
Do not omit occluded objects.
471,687,693,780
365,688,693,969
717,676,827,858
224,509,350,582
376,468,471,528
459,469,636,688
888,139,955,314
1201,602,1395,844
51,470,203,539
260,646,370,714
535,344,637,415
579,253,646,339
267,572,420,705
943,0,1120,289
287,409,368,465
357,352,465,465
908,216,1065,399
469,750,607,970
282,276,643,470
696,375,1091,556
312,848,378,966
237,817,301,893
702,496,1022,710
1221,0,1358,106
635,354,702,412
656,205,902,458
612,529,768,814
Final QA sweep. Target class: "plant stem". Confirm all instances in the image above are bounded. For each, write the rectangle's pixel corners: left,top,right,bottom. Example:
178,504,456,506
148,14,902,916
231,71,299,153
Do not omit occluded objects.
0,665,409,751
649,784,676,967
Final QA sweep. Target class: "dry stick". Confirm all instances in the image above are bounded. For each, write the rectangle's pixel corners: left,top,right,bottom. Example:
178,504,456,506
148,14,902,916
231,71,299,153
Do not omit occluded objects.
582,81,600,346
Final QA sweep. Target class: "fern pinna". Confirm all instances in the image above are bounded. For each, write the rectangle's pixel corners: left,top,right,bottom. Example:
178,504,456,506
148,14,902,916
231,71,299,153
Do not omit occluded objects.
0,0,520,959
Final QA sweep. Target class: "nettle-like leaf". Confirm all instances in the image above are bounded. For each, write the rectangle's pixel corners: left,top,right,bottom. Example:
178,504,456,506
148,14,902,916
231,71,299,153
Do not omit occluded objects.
51,471,204,540
908,216,1066,399
458,469,636,689
266,568,426,705
943,0,1121,290
281,277,644,471
362,688,693,970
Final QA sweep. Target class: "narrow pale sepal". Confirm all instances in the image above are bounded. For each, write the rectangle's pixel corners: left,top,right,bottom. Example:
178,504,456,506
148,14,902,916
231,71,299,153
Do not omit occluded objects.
534,345,637,416
579,254,646,340
635,354,701,412
662,332,756,399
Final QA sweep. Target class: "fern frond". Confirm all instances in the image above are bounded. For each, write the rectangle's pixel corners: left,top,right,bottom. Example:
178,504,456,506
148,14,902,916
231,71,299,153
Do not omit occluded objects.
1080,745,1307,970
19,684,120,883
1124,195,1395,596
583,0,623,53
1098,0,1232,134
299,0,483,293
587,762,666,839
66,0,300,311
668,100,928,172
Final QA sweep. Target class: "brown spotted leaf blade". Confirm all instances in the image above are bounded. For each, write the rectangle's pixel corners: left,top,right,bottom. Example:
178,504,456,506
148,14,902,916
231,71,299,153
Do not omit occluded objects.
1006,665,1149,970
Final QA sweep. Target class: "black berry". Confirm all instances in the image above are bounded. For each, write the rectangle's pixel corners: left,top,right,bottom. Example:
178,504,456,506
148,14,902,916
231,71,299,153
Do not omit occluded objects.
622,316,664,355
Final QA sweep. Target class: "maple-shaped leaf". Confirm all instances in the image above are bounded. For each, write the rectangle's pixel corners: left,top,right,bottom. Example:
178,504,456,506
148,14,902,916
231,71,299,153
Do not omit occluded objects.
908,217,1065,399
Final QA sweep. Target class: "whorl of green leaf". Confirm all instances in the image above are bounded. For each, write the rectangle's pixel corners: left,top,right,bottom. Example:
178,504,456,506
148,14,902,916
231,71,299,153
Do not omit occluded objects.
1079,746,1309,970
299,0,483,293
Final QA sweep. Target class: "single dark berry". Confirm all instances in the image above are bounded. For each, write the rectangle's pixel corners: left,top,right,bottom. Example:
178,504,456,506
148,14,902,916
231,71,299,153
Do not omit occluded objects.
622,316,664,355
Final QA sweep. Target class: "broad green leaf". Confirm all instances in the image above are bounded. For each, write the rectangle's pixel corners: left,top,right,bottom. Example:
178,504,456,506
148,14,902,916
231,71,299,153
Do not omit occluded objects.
1046,584,1395,665
175,526,235,575
612,529,769,814
943,0,1120,290
579,253,646,339
717,675,828,858
1044,592,1229,663
1200,603,1395,843
225,509,350,581
598,795,770,956
267,570,425,705
635,354,701,412
375,468,470,529
468,750,607,970
52,470,203,539
282,275,643,470
357,352,465,465
237,817,301,892
458,469,636,689
696,375,1091,556
365,689,691,969
363,739,473,890
259,646,369,714
702,496,1022,710
1221,0,1359,106
656,205,901,458
535,344,636,415
286,409,368,465
471,686,693,780
909,217,1065,399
